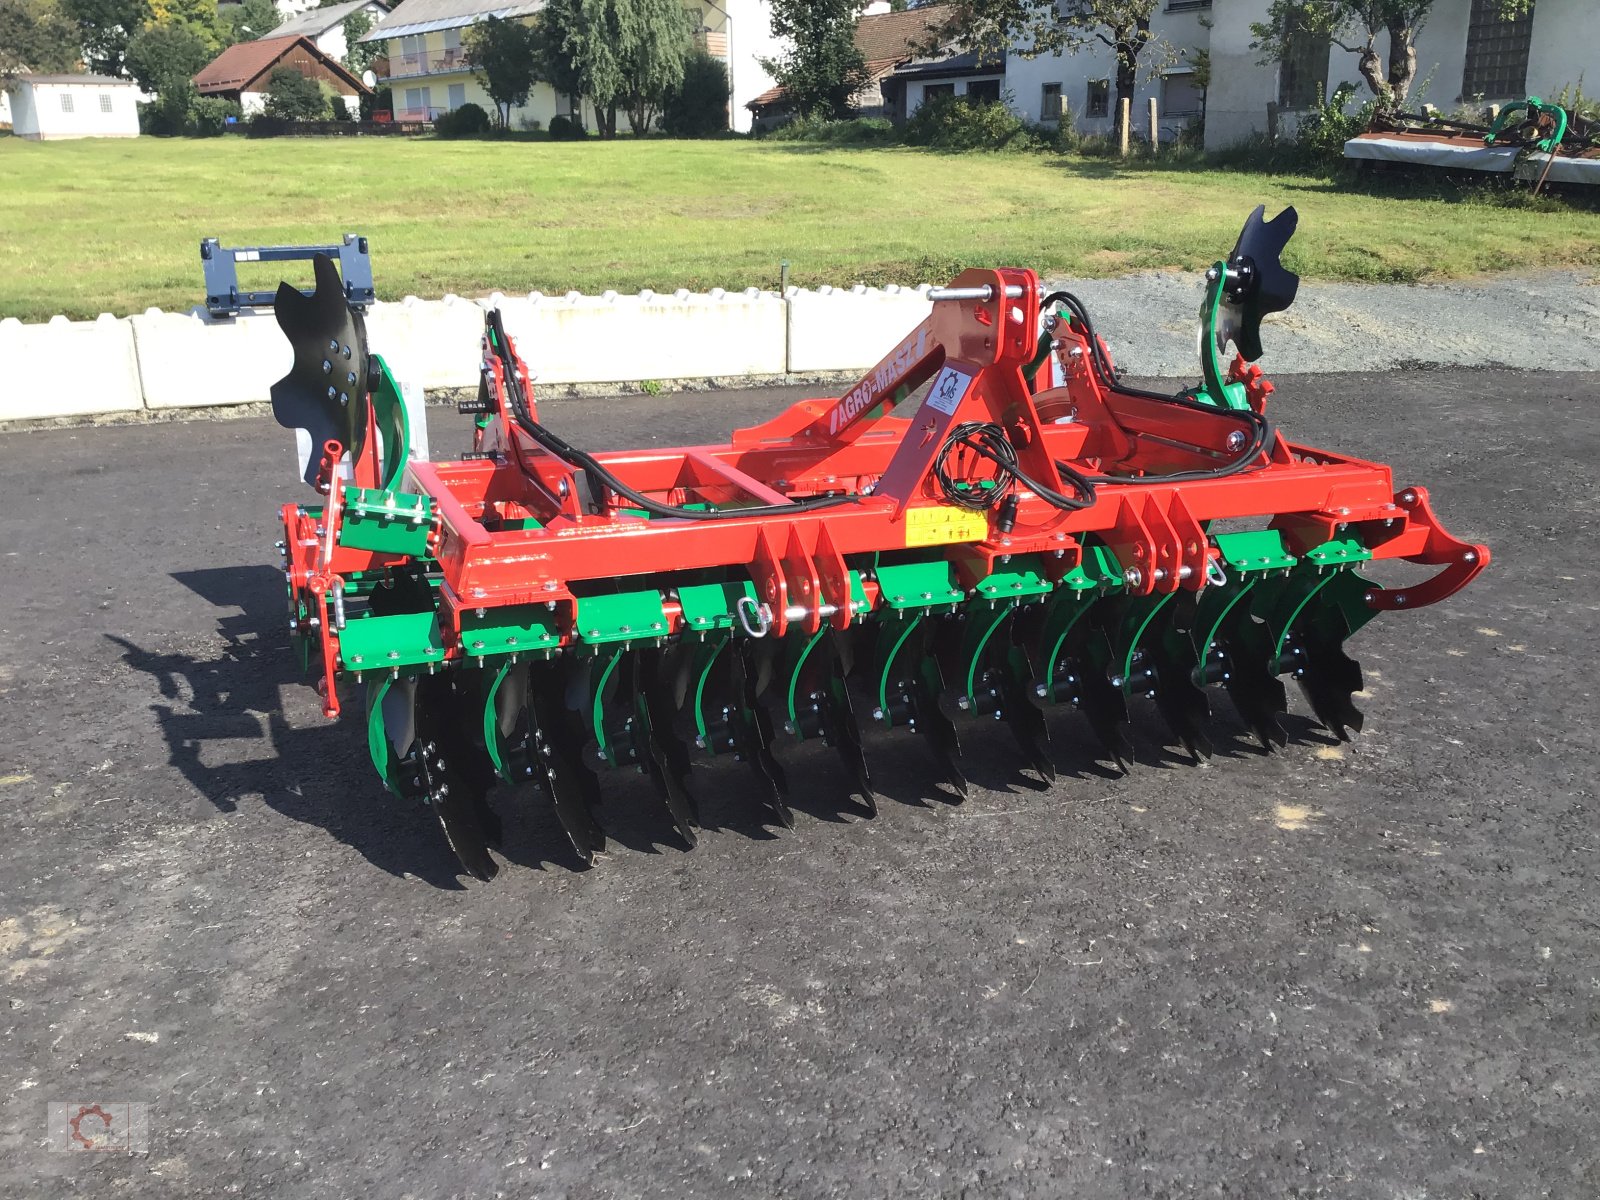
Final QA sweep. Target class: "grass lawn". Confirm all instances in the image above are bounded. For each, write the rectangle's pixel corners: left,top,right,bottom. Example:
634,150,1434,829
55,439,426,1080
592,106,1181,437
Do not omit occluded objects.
2,135,1597,321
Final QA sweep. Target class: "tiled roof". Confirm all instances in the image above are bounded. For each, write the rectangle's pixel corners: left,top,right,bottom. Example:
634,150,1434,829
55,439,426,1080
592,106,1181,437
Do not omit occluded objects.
749,3,958,111
193,34,367,93
12,73,133,86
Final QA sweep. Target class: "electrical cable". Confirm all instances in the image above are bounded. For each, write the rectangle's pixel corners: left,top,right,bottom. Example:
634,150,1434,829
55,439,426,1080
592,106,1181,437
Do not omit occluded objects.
485,310,856,522
935,420,1096,512
1041,290,1273,485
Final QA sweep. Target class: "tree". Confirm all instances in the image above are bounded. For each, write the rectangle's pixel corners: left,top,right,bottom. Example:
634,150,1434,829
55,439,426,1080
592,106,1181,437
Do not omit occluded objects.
342,9,376,73
615,0,692,133
60,0,151,74
536,0,622,134
944,0,1163,139
124,19,209,91
0,0,81,76
145,0,225,51
225,0,278,42
1250,0,1534,107
262,64,326,118
529,8,583,125
661,45,728,136
762,0,864,119
462,14,536,128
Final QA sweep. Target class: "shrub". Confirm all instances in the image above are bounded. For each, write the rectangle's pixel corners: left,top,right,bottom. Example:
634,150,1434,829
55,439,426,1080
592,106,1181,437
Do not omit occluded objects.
902,93,1034,152
1294,82,1370,168
435,102,493,137
547,114,587,140
661,48,730,137
262,68,328,121
764,113,897,144
189,96,242,136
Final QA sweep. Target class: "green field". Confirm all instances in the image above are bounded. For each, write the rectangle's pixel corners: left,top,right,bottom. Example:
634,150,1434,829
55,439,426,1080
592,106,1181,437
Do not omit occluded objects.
2,136,1597,321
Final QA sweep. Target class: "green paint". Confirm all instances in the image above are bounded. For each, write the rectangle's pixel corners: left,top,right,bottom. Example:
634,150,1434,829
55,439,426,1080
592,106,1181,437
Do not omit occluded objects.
575,590,669,644
875,560,965,610
972,555,1052,602
1214,529,1297,573
338,487,434,558
365,674,401,797
482,660,513,780
340,610,444,672
678,580,760,633
369,355,411,495
460,604,561,657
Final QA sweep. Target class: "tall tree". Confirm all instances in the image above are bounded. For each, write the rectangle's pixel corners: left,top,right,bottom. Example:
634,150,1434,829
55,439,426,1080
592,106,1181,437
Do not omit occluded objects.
463,14,537,128
60,0,151,74
123,17,209,90
616,0,692,133
342,9,376,73
225,0,279,42
529,6,584,125
762,0,864,119
0,0,81,75
1251,0,1535,107
944,0,1163,138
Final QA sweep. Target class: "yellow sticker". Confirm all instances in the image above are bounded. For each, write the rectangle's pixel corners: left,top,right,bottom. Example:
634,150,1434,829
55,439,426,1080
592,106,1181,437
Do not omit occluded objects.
905,505,989,548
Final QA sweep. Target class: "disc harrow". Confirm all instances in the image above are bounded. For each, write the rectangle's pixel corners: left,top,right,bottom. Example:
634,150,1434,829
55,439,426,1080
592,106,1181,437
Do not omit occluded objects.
270,208,1489,880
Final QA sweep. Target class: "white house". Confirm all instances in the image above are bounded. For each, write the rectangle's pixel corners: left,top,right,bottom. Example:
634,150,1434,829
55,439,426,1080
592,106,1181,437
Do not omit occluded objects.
363,0,781,132
268,0,390,64
3,74,141,140
887,0,1598,151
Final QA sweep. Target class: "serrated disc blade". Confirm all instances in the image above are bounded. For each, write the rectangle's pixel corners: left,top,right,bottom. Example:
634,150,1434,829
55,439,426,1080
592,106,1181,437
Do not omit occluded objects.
271,254,370,485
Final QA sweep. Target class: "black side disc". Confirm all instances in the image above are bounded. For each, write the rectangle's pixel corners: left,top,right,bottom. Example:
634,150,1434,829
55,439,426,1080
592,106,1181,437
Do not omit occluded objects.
271,254,371,485
1223,205,1300,362
412,672,500,882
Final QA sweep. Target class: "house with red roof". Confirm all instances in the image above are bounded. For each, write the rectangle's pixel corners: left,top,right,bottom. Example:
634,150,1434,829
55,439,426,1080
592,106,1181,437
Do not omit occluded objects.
193,33,371,116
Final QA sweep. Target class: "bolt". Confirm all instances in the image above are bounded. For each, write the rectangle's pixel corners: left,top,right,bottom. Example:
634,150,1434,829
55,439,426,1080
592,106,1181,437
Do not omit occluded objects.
1123,567,1143,588
872,707,885,721
1401,491,1416,505
1394,593,1407,606
1035,683,1048,698
1463,550,1477,563
1226,430,1246,451
957,695,970,710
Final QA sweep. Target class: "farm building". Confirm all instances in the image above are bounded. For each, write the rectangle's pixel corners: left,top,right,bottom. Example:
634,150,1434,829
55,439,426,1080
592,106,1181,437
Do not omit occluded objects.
3,74,141,141
193,33,370,116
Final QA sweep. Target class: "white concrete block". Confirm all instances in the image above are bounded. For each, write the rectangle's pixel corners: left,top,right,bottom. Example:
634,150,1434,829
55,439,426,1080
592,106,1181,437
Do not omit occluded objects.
131,308,292,409
492,291,787,385
786,287,932,374
363,296,484,391
0,313,143,419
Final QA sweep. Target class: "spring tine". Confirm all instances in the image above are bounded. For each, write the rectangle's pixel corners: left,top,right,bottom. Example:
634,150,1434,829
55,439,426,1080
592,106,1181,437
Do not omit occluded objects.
733,639,793,828
413,672,499,881
633,648,700,846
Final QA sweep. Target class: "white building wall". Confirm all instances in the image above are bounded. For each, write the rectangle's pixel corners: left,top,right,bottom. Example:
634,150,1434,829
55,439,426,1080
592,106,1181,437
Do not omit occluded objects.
1526,0,1592,103
724,0,780,134
9,81,140,140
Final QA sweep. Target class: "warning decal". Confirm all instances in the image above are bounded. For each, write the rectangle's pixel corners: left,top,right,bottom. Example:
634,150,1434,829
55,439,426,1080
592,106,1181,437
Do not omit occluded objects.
905,505,989,548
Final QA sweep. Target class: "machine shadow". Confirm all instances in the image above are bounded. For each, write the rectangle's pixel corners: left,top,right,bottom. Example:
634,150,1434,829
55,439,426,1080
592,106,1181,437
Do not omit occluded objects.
109,564,583,889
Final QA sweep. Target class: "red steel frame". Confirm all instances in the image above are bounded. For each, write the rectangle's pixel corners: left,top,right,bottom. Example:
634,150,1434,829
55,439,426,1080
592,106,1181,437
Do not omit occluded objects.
282,267,1490,717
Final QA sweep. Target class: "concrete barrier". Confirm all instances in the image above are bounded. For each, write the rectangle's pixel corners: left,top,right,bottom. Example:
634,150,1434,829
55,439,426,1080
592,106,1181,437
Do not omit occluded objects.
0,314,143,419
786,285,932,374
489,288,787,384
130,308,293,409
2,284,913,422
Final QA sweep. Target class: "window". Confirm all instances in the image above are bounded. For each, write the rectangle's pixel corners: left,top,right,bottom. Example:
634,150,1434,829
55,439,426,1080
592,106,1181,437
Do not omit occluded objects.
1086,79,1109,119
1162,72,1202,118
59,93,74,113
922,83,955,104
447,83,466,111
1462,0,1535,99
1041,82,1062,121
966,79,1001,105
1165,0,1211,9
1278,16,1329,109
403,86,432,117
99,93,113,113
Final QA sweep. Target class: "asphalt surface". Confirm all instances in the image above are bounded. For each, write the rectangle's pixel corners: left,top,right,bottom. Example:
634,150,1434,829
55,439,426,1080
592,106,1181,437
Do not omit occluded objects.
2,371,1598,1198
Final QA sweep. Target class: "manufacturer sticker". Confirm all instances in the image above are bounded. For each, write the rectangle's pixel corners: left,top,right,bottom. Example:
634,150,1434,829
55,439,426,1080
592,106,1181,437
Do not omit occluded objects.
924,366,973,416
905,505,988,548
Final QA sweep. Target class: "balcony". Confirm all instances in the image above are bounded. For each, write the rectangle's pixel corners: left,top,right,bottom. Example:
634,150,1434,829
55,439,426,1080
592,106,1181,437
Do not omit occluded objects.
386,47,467,80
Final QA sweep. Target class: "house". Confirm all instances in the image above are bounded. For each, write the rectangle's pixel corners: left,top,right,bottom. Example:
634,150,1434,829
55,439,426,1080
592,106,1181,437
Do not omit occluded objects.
193,33,371,115
362,0,781,132
747,2,961,128
872,0,1596,151
266,0,391,64
3,74,141,140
